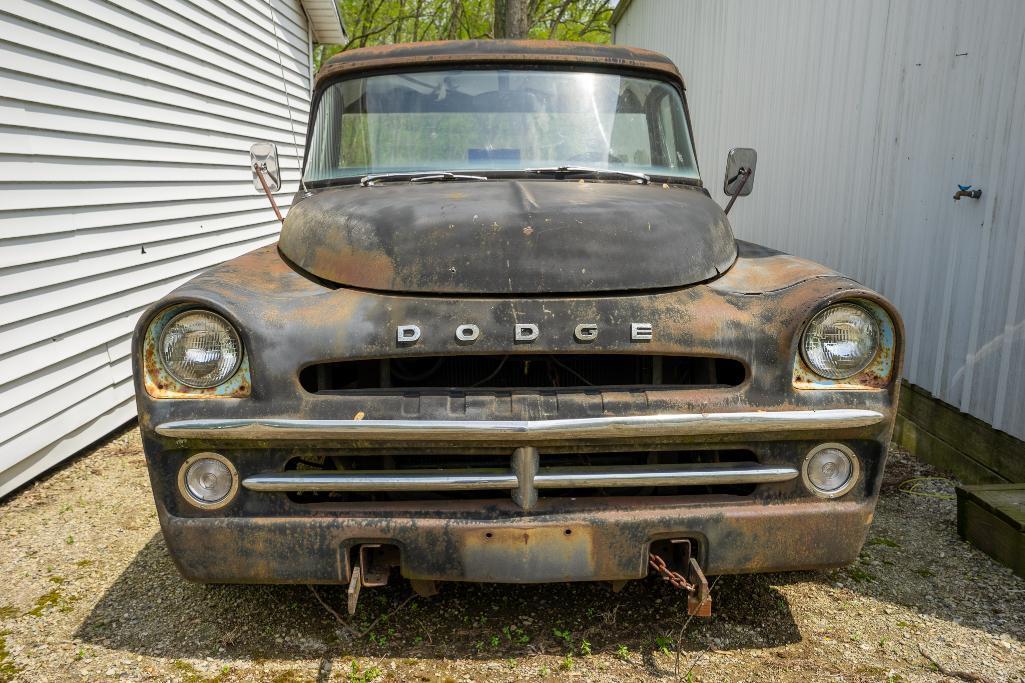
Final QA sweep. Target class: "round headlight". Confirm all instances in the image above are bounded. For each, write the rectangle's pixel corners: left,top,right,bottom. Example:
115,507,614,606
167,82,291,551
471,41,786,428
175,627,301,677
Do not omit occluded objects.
801,303,879,379
802,443,860,498
159,310,242,388
178,453,238,508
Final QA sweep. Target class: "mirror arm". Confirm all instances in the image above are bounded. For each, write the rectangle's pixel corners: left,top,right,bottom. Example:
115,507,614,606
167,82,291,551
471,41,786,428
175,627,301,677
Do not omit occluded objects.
253,162,284,224
723,167,752,216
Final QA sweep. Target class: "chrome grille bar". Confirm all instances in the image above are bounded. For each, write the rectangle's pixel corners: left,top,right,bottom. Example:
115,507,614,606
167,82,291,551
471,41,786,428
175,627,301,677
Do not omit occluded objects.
243,469,516,492
242,462,798,494
533,462,797,488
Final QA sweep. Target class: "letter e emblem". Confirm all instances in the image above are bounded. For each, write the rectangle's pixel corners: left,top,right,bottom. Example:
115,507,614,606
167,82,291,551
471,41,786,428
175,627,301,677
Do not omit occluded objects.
631,322,653,342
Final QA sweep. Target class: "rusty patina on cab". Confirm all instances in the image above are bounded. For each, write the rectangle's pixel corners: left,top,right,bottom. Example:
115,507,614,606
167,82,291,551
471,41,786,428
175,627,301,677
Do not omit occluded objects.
133,41,902,607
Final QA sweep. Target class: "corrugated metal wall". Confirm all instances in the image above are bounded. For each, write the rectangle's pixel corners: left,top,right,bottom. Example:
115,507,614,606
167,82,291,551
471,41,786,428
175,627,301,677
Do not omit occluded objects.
615,0,1025,441
0,0,312,497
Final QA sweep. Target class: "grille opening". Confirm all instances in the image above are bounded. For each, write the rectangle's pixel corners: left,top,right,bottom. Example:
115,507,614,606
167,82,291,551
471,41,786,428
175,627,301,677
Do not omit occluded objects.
299,354,745,393
282,449,757,504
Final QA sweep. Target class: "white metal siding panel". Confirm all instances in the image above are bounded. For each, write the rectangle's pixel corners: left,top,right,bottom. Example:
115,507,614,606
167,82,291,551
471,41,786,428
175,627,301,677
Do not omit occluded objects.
0,0,313,497
616,0,1025,441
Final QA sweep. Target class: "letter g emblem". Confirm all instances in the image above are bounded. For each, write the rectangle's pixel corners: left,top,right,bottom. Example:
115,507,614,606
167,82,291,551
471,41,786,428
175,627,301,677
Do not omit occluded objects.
574,323,598,342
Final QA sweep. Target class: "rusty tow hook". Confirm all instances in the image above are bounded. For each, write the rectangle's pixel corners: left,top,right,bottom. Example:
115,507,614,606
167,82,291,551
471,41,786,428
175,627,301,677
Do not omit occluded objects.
648,552,695,591
648,543,713,617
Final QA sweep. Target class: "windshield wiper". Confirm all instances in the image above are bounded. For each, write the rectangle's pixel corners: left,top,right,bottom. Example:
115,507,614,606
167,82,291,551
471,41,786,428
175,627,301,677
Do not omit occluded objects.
360,171,488,187
523,166,650,184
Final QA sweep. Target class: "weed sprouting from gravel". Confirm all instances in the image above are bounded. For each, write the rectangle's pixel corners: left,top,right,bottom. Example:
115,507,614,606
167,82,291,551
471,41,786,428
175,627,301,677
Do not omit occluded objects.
346,660,382,682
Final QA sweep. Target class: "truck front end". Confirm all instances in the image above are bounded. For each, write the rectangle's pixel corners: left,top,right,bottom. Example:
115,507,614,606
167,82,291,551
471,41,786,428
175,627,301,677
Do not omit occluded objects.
133,41,902,611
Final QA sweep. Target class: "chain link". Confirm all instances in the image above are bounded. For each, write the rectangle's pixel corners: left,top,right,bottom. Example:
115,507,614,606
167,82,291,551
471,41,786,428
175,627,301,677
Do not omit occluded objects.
648,552,696,592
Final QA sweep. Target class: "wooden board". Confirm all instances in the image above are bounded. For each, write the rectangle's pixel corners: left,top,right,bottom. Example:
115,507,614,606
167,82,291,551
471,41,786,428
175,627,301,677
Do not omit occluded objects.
956,484,1025,578
899,382,1025,483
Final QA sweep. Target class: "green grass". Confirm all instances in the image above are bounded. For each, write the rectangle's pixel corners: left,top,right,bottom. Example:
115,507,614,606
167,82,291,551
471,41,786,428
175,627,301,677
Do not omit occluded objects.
347,660,381,683
655,634,673,656
26,590,61,617
0,631,21,683
552,627,572,646
846,566,877,583
171,660,232,683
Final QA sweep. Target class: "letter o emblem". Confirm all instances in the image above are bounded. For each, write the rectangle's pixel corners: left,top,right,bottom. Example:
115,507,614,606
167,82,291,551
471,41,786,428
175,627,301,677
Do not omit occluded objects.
455,324,480,343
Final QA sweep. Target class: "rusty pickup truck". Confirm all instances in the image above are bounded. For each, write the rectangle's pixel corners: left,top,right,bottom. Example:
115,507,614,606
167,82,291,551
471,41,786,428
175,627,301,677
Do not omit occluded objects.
133,40,902,615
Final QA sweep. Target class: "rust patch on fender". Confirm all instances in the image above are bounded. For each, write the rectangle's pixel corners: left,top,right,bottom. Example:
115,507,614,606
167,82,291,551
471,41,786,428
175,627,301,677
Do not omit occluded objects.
711,240,843,295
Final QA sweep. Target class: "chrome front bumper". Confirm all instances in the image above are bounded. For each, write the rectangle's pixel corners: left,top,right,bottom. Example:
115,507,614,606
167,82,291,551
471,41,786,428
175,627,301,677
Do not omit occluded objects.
155,408,883,441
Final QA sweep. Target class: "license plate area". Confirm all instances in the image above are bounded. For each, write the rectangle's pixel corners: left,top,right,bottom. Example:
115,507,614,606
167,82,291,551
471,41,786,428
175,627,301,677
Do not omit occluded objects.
459,525,596,582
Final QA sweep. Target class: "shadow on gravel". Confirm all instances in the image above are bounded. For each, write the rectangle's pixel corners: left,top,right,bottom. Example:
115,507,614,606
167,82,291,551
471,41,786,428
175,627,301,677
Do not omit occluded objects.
75,532,802,666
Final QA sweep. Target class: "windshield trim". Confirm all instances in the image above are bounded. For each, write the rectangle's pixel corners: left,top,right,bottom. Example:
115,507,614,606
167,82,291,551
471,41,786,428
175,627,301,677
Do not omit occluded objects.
303,169,704,190
300,63,703,188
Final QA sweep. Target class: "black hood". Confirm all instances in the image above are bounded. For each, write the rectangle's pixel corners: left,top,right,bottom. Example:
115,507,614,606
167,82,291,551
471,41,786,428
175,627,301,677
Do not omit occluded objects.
279,180,737,294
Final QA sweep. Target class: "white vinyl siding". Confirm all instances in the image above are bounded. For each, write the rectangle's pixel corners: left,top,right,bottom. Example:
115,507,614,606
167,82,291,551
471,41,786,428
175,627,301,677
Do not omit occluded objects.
615,0,1025,443
0,0,317,497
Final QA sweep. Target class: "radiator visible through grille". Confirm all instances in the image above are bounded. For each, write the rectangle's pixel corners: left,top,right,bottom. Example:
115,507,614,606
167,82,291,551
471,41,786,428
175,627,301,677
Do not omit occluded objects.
299,354,745,393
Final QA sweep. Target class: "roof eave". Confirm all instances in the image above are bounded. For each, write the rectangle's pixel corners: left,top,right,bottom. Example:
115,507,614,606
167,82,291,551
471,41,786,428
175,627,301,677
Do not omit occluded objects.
300,0,348,44
609,0,636,27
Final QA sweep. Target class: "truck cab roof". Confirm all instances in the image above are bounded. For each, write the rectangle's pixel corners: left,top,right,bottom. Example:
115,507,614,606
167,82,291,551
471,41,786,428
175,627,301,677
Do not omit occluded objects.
317,39,684,87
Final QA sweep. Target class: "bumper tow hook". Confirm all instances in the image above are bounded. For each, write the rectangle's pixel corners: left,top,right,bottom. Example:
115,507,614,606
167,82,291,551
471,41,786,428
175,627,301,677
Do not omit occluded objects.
347,544,401,615
648,541,712,616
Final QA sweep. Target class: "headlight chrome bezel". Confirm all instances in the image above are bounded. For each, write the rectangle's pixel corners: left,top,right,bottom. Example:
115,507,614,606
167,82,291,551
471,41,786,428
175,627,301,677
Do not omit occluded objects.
158,309,244,389
142,304,251,398
800,301,882,381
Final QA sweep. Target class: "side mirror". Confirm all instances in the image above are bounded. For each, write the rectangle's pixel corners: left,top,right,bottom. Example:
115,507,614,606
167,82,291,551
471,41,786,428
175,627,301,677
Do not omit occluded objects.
250,142,281,193
723,147,757,196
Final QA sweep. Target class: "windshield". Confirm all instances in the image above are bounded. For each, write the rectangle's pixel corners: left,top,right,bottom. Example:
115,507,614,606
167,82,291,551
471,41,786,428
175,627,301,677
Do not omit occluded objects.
305,69,699,183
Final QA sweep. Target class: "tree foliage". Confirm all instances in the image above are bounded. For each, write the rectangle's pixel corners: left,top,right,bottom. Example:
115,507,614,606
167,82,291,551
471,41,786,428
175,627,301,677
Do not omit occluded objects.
314,0,613,68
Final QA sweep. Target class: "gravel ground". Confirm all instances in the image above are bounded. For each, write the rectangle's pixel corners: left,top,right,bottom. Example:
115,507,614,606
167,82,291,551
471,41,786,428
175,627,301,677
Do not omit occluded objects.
1,426,1022,683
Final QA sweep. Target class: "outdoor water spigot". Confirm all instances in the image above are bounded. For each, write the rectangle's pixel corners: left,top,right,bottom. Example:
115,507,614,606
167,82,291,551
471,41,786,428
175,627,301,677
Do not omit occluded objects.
953,184,982,201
